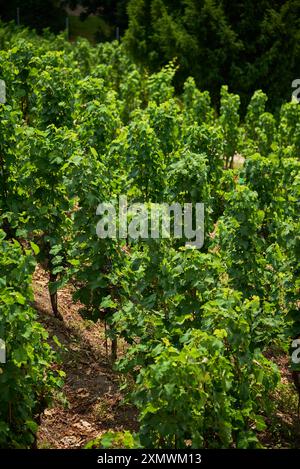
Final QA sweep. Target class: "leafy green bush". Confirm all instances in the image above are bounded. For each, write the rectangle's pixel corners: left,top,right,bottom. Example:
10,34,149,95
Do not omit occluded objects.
0,231,63,448
131,330,279,448
85,431,141,449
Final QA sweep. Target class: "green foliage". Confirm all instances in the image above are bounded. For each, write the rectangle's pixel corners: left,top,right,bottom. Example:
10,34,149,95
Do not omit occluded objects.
132,330,278,448
0,231,63,448
124,0,300,111
0,22,298,449
219,85,241,168
85,431,141,449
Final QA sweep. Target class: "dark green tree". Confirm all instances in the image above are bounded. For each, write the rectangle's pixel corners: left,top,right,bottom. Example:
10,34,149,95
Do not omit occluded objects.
0,0,65,33
124,0,300,111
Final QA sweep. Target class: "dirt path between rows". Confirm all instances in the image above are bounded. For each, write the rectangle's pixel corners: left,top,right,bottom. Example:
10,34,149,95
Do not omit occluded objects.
33,266,138,449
